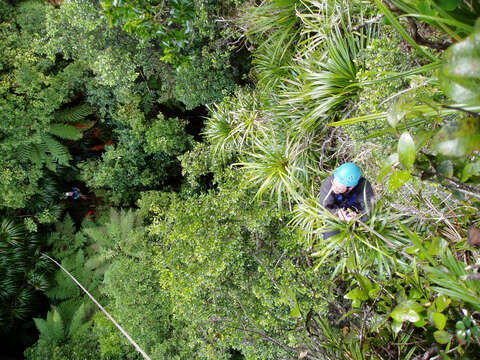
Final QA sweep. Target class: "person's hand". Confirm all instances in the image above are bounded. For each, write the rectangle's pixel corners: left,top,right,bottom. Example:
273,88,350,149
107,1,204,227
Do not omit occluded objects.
337,209,357,222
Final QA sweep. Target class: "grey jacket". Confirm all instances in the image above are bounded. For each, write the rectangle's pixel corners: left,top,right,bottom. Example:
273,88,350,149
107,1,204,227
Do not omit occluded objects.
318,176,375,220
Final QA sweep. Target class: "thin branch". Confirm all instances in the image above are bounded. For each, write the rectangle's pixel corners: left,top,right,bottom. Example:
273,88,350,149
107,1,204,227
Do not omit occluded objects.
41,253,152,360
442,104,480,119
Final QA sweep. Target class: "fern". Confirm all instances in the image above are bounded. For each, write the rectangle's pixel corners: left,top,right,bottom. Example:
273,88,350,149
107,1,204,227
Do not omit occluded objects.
48,124,83,140
34,309,65,343
44,135,72,165
68,303,86,336
54,104,94,124
15,136,72,171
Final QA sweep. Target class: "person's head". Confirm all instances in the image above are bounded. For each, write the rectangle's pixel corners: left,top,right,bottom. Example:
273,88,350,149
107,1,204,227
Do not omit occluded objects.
332,162,361,194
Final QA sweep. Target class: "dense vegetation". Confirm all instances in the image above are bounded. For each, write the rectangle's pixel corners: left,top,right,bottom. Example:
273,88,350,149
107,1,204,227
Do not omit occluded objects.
1,0,479,359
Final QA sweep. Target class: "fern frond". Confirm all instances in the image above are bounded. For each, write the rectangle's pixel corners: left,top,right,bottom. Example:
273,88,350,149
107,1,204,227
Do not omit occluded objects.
68,303,86,336
29,144,45,166
44,135,72,165
16,144,33,163
57,297,83,323
54,104,94,123
48,124,83,140
46,271,79,300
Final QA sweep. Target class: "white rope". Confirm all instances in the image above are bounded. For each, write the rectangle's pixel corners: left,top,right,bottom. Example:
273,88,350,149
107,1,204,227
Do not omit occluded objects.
41,253,152,360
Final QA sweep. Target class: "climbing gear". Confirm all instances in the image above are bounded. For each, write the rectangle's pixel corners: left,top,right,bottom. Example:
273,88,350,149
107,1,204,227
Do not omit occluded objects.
334,162,361,187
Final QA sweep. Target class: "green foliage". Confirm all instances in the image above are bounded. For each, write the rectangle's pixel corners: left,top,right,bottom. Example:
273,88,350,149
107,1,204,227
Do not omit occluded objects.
147,173,320,359
101,0,196,63
79,128,178,206
0,1,93,209
173,49,236,110
439,19,480,105
390,0,479,39
0,218,53,331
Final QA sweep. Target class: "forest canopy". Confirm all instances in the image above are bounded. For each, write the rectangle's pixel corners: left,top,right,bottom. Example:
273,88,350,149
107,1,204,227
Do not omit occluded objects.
0,0,479,359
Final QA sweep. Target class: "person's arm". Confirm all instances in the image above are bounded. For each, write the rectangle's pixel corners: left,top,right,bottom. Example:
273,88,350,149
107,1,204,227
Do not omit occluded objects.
318,176,339,214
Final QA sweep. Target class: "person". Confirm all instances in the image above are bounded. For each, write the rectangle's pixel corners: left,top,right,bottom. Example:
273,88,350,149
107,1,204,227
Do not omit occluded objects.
65,187,86,200
318,162,374,239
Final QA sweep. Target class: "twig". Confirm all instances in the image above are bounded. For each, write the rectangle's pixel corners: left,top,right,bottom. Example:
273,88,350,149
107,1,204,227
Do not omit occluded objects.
442,104,480,119
430,346,458,360
407,18,452,50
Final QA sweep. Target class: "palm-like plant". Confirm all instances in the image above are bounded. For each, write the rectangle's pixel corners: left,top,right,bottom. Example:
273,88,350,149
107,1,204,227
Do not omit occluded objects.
238,132,308,207
276,19,375,138
204,89,270,160
0,219,53,331
292,199,412,275
239,0,303,47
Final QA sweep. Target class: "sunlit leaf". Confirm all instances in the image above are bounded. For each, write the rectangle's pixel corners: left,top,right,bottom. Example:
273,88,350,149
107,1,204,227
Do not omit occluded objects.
398,132,416,169
387,96,412,128
377,153,399,182
391,300,424,323
388,170,411,191
433,330,452,344
461,159,480,182
432,312,447,330
434,295,452,313
290,304,301,318
439,21,480,105
432,117,480,156
391,319,403,335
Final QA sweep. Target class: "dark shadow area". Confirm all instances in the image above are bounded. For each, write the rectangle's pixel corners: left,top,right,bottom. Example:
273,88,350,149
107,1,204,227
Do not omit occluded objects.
3,292,50,360
229,348,245,360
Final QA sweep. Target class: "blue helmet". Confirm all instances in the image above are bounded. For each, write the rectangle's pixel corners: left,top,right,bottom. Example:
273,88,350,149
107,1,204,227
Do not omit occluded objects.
334,162,361,187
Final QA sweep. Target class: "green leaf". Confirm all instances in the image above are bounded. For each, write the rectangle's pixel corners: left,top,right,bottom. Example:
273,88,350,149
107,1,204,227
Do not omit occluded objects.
439,21,480,105
428,237,447,256
409,289,422,300
437,160,454,177
398,132,416,168
456,320,465,330
377,153,399,182
345,288,369,302
49,124,83,140
434,295,451,313
290,304,301,318
391,300,424,323
461,159,480,182
391,319,403,335
388,170,411,191
414,319,428,327
432,312,447,330
432,117,480,156
434,0,460,11
387,96,412,128
434,330,452,344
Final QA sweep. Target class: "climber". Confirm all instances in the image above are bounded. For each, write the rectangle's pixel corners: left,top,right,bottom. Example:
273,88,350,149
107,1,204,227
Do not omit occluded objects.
318,162,374,239
65,187,86,200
